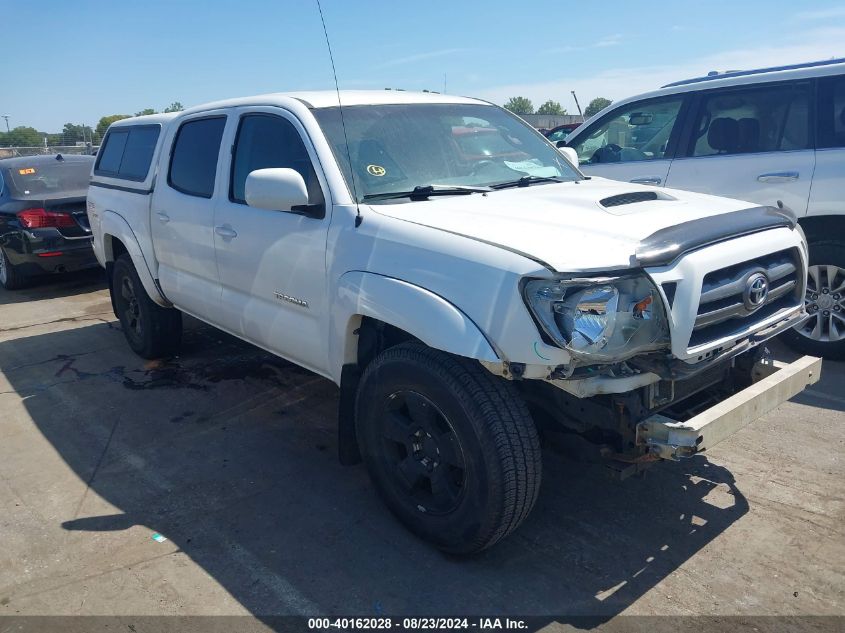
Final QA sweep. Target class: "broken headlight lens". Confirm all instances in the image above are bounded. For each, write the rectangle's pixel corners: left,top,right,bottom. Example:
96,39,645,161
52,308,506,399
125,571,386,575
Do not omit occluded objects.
523,275,670,362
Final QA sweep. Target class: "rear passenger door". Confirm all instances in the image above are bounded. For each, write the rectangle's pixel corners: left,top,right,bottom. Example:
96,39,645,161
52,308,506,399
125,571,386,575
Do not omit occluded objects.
567,95,689,186
212,107,331,374
808,74,845,221
152,112,228,320
665,81,815,213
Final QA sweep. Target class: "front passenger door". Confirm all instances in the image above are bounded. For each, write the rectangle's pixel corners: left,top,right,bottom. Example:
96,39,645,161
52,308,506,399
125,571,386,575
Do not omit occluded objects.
213,108,331,374
567,95,687,186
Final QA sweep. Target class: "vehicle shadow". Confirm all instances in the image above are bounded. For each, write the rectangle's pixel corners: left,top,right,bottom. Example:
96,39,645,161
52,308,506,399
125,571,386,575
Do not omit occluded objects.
0,267,106,306
3,319,752,628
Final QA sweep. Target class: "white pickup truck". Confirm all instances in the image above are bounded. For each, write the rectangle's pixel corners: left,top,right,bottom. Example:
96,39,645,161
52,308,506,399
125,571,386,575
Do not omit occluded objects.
88,90,821,553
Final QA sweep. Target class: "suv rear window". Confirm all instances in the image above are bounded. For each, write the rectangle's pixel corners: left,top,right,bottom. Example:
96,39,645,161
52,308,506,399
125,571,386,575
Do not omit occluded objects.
817,74,845,149
95,125,161,181
168,117,226,198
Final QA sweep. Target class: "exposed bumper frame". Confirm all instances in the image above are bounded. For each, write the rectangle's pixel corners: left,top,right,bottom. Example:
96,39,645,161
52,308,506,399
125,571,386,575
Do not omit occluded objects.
636,355,821,460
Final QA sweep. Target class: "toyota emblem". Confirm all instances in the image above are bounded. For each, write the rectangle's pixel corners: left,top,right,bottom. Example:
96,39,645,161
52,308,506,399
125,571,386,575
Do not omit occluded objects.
743,273,769,310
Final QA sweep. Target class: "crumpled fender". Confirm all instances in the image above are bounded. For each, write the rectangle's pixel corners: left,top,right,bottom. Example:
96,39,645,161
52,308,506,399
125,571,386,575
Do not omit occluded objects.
330,271,499,381
99,210,169,307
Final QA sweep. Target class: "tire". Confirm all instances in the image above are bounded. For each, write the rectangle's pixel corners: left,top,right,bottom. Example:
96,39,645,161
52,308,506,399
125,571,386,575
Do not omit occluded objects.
781,240,845,360
355,342,541,554
0,247,29,290
111,253,182,359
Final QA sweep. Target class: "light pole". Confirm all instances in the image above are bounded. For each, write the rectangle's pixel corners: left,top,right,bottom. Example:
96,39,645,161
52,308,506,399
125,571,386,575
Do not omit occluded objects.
571,91,583,118
1,115,10,134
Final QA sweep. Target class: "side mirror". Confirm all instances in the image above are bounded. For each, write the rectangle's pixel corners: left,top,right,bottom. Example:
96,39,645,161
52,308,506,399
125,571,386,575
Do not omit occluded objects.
245,168,322,217
558,146,579,167
555,140,567,148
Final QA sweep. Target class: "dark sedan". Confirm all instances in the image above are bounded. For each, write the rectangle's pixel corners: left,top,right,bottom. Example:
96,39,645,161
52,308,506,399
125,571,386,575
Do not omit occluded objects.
0,154,97,289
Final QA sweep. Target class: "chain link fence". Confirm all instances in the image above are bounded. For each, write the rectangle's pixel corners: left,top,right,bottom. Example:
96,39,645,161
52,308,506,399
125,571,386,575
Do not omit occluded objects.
0,145,98,159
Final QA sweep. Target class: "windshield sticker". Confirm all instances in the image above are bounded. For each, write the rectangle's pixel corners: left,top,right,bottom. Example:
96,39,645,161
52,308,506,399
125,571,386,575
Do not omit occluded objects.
367,164,386,177
503,160,559,178
18,168,36,175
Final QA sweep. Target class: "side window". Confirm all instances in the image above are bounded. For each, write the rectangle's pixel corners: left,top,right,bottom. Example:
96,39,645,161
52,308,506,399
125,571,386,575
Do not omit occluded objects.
817,74,845,149
230,114,324,205
168,117,227,198
94,126,160,181
689,82,810,157
569,97,684,164
95,130,129,174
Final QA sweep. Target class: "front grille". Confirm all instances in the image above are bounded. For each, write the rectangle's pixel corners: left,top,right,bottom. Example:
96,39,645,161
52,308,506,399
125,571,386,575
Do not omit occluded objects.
599,191,658,207
689,248,802,348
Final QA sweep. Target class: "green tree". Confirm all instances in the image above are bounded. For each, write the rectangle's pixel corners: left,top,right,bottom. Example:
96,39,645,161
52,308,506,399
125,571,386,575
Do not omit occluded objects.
1,126,42,147
96,114,131,140
503,96,534,115
537,100,566,115
135,108,157,116
61,122,86,144
584,97,612,118
163,101,184,113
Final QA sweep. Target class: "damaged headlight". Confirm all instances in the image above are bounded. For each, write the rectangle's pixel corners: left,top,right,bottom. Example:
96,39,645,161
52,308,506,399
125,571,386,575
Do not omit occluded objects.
523,275,670,363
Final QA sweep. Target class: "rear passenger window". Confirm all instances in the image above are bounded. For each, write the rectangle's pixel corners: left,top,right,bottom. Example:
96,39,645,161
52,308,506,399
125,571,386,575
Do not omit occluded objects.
230,114,323,205
689,83,810,157
168,117,227,198
95,126,160,181
817,75,845,148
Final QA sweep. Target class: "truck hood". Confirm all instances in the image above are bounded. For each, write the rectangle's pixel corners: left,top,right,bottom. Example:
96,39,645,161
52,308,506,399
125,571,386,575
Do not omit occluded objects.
367,177,752,272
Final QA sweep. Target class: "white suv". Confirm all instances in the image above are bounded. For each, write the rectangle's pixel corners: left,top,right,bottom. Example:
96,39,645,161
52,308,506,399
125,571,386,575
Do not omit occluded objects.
88,91,819,553
565,58,845,359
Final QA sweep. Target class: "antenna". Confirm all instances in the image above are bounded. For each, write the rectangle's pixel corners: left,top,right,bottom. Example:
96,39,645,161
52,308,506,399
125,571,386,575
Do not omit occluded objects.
316,0,362,227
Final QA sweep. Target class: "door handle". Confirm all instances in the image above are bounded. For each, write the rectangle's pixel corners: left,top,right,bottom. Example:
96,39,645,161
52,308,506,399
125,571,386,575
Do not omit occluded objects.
757,171,799,183
214,225,238,240
156,211,170,223
630,176,662,185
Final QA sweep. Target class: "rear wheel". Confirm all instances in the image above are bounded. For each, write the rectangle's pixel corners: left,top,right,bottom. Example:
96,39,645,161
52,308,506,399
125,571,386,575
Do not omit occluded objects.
111,254,182,359
782,241,845,360
0,247,28,290
356,342,541,554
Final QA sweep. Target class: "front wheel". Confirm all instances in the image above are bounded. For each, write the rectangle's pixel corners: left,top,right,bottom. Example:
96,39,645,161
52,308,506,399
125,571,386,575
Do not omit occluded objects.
111,254,182,359
356,342,541,554
782,241,845,360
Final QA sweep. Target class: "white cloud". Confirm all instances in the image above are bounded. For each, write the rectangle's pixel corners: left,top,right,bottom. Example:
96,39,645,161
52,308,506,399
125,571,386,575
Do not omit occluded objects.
475,27,845,110
547,33,623,54
595,33,623,48
375,48,470,69
796,7,845,20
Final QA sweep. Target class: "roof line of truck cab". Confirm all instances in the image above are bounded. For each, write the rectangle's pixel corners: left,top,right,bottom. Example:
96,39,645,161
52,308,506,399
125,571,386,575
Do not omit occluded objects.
175,90,487,115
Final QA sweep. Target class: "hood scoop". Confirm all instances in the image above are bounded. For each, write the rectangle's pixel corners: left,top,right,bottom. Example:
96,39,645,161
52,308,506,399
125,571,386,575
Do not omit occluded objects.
600,191,660,208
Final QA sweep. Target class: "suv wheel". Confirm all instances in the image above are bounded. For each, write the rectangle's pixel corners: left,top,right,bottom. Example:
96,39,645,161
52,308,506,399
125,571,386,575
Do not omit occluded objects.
0,247,28,290
782,240,845,360
356,342,541,554
112,254,182,359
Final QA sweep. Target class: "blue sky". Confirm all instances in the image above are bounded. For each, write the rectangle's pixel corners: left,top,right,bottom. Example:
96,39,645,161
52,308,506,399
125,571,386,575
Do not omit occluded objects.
3,0,845,131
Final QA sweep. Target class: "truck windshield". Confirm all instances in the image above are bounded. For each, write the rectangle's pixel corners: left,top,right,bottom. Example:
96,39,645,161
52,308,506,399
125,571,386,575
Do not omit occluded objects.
313,103,580,203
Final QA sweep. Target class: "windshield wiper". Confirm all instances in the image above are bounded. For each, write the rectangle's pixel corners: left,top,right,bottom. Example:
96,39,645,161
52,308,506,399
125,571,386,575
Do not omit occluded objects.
490,175,566,190
363,184,492,202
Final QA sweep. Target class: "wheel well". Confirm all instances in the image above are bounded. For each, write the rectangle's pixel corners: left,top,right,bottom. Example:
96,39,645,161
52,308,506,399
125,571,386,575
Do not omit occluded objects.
798,215,845,244
338,317,420,466
104,235,128,319
104,234,128,263
356,316,419,369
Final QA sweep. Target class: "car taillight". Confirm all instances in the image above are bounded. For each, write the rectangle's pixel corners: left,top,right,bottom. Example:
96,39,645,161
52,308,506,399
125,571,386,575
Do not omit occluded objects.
16,208,76,229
